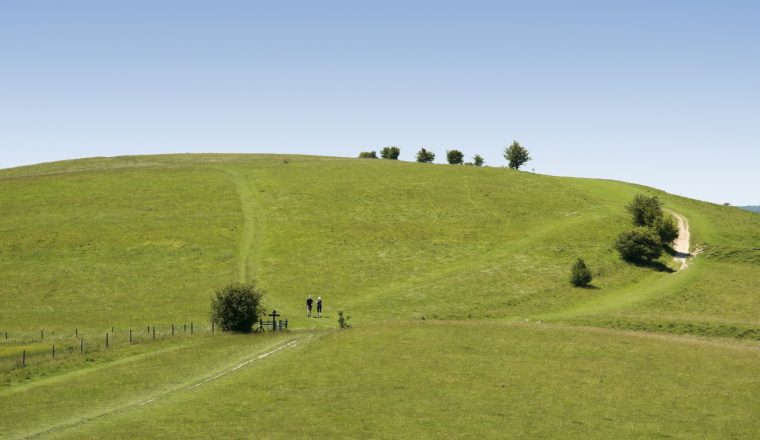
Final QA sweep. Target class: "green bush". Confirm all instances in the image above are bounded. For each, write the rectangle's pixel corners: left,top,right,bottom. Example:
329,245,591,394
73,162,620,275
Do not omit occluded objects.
416,148,435,163
504,141,531,170
473,154,484,167
655,214,679,245
626,194,663,227
210,282,265,333
358,151,377,159
380,146,401,159
446,149,464,164
570,257,593,287
615,228,663,261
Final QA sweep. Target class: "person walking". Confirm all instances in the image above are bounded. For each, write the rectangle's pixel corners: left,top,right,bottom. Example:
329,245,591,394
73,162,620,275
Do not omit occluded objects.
316,296,323,318
306,295,314,317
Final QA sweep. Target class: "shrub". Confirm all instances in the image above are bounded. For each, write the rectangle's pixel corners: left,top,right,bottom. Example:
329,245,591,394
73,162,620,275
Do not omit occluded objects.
210,282,265,333
358,151,377,159
504,141,531,170
446,149,464,164
570,257,593,287
626,194,663,227
473,154,484,167
614,228,663,261
338,311,351,329
380,146,401,159
655,214,679,245
416,148,435,163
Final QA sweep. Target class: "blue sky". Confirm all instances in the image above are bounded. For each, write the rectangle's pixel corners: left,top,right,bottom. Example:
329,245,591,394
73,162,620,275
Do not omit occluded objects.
1,1,758,204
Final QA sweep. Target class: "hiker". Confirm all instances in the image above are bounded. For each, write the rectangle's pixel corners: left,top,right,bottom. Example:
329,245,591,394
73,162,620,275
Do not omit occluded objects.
306,295,314,317
317,296,323,317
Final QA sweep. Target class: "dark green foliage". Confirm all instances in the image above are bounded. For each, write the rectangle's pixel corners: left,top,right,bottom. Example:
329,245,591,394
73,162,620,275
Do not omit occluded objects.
626,194,663,227
380,146,401,160
358,151,377,159
615,228,663,261
473,154,484,167
210,282,265,333
338,311,351,329
416,148,435,163
655,214,679,245
446,149,464,165
570,258,593,287
504,141,531,170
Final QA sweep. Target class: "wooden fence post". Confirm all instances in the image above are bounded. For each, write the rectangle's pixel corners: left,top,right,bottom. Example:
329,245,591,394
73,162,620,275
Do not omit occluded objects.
52,345,55,359
212,322,214,335
191,322,194,335
106,332,109,348
22,350,26,367
172,324,175,336
129,329,132,343
75,328,78,338
153,326,156,340
184,323,187,333
41,330,44,341
80,338,84,354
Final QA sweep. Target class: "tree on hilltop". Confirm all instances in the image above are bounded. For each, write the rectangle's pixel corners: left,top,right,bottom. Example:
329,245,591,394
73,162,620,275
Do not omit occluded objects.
416,148,435,163
504,141,531,170
446,149,464,165
380,146,401,160
473,154,484,167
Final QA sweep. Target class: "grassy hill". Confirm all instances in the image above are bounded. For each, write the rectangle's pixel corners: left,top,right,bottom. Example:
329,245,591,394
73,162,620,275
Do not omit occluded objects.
1,154,759,438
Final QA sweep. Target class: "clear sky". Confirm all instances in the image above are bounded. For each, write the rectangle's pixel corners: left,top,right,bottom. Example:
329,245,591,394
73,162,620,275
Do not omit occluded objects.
1,1,758,204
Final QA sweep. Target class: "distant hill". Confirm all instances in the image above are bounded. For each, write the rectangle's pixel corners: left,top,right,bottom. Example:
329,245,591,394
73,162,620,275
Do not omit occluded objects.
739,205,760,213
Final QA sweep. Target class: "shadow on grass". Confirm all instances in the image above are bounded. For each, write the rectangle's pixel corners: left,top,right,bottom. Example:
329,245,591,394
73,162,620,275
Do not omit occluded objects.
628,259,675,273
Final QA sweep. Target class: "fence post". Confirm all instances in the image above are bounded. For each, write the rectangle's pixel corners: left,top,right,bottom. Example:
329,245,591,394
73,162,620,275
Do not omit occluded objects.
184,323,187,333
75,328,78,338
153,326,156,340
212,322,214,335
22,350,26,367
4,331,6,340
80,338,84,354
41,330,44,341
52,345,55,359
191,322,194,335
111,326,114,334
129,329,132,343
106,332,109,349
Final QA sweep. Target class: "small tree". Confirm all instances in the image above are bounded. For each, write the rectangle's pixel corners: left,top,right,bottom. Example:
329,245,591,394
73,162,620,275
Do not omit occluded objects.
473,154,484,167
655,214,679,245
210,282,265,333
380,146,401,160
416,148,435,163
446,149,464,165
504,141,531,170
570,257,593,287
338,311,351,329
626,194,663,227
358,151,377,159
614,228,663,261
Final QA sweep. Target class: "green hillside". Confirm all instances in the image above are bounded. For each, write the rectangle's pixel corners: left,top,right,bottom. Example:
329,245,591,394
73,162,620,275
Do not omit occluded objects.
1,154,759,438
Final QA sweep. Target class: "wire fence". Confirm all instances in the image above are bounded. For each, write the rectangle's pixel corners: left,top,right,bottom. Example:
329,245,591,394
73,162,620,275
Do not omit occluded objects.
0,322,217,372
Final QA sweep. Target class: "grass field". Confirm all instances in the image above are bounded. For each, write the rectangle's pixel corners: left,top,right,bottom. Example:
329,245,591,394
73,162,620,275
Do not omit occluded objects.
1,154,759,438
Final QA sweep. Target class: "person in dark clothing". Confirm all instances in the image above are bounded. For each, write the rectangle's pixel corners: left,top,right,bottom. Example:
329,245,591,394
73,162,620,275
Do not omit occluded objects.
306,295,314,317
316,296,323,317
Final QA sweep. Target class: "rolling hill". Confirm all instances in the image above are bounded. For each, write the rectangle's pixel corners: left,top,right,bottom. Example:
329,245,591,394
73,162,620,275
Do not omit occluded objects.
1,154,759,438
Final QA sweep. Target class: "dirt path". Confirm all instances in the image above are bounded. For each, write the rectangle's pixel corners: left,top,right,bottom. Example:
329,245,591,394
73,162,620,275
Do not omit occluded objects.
667,210,691,270
19,335,313,440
